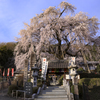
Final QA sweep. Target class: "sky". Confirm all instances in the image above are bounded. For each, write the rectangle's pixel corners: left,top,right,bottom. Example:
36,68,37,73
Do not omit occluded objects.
0,0,100,43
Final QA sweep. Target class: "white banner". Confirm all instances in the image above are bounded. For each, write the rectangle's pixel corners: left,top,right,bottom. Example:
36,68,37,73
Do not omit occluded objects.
41,58,48,80
69,57,75,66
45,61,48,74
42,58,47,75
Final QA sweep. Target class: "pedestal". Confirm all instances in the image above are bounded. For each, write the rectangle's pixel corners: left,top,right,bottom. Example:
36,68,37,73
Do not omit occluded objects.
74,78,79,100
33,77,37,87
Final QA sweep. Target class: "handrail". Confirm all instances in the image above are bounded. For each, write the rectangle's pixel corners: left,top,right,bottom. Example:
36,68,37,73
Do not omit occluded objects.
32,83,46,99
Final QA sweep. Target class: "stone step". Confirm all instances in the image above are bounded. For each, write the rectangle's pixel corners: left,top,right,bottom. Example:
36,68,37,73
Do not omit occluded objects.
35,98,68,100
46,86,64,89
42,89,66,92
37,95,67,98
39,93,67,96
46,88,64,90
35,86,68,100
41,91,66,95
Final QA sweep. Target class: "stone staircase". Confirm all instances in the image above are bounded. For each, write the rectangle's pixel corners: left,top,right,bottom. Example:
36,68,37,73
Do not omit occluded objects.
35,86,68,100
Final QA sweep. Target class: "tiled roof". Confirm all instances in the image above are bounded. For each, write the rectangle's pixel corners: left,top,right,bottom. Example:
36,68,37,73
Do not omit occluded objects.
48,59,69,69
79,61,99,65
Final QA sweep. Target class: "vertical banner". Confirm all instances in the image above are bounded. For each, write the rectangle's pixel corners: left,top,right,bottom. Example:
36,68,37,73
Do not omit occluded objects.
12,68,14,77
42,58,46,75
7,68,10,76
69,57,75,66
45,61,48,74
41,58,47,79
3,69,5,76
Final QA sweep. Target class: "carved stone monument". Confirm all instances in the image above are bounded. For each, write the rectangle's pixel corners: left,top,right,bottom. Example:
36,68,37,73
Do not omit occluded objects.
24,82,33,96
23,59,28,86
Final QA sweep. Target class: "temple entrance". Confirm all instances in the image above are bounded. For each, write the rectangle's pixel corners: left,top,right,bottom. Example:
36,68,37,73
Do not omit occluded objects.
39,59,69,85
48,74,61,85
47,68,68,85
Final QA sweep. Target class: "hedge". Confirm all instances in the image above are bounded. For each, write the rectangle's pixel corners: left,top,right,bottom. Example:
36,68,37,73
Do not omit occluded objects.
79,78,100,87
79,73,100,78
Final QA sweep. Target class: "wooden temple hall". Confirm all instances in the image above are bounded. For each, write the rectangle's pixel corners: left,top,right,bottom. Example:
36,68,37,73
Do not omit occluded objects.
46,59,69,80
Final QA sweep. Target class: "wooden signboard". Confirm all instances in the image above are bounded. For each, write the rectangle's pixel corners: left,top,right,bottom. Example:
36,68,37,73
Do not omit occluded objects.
24,82,33,96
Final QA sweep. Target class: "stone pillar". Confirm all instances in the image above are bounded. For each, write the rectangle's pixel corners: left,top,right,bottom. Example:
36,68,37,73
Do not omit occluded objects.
74,77,79,100
30,54,32,80
23,59,28,86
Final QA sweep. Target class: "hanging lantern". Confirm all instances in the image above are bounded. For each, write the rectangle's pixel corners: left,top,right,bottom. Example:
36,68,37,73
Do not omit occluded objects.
39,69,42,71
52,69,54,72
64,68,67,72
12,68,14,76
3,69,5,76
7,68,10,76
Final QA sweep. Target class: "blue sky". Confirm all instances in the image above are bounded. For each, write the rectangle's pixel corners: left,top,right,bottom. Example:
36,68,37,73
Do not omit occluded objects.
0,0,100,43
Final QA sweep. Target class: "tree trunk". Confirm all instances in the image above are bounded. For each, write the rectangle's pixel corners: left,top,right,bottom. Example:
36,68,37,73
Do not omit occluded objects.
81,50,91,73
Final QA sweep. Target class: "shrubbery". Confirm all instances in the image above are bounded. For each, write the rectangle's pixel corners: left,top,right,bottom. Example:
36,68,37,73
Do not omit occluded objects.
69,78,100,99
79,73,100,78
69,80,83,99
96,64,100,74
37,79,42,87
79,78,100,87
33,87,39,93
8,84,18,95
8,78,43,96
78,78,100,99
70,85,74,94
78,84,83,99
77,67,85,72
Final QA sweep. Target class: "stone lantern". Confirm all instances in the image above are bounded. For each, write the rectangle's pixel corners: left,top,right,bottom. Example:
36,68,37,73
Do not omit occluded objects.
68,60,78,85
31,64,39,87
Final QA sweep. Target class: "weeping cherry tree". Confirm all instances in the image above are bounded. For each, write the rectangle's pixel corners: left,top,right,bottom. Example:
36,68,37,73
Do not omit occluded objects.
14,1,100,73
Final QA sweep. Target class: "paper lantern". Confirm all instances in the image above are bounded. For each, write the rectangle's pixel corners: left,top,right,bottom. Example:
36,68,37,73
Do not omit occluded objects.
7,68,10,76
12,68,14,76
52,69,54,72
39,69,42,71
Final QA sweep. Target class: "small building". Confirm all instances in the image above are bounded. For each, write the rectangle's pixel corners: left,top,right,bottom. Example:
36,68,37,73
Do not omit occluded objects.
45,59,69,80
78,61,99,71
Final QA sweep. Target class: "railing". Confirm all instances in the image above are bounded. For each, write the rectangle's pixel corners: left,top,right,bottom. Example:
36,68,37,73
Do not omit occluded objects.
63,79,74,100
32,83,46,99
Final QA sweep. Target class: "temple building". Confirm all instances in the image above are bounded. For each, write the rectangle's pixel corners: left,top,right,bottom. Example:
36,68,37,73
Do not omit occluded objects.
39,59,69,81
